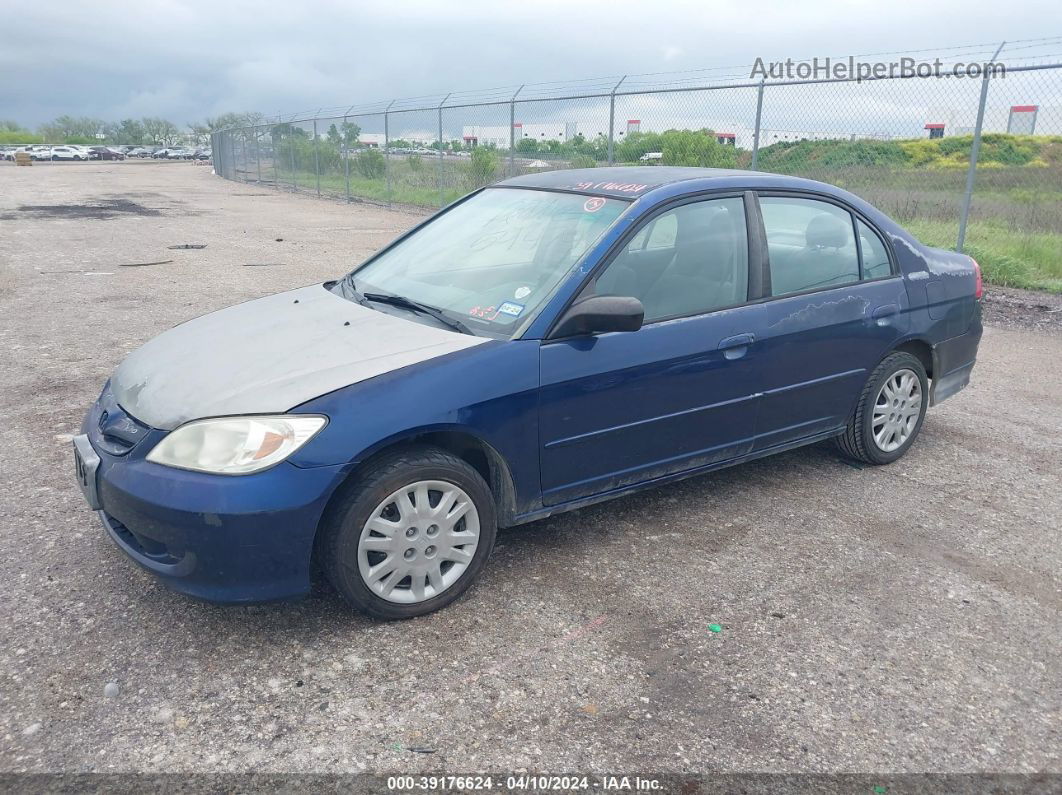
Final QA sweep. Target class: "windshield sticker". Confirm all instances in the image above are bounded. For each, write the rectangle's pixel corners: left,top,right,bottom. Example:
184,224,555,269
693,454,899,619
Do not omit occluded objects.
583,197,606,213
497,301,525,318
514,286,531,300
468,305,497,320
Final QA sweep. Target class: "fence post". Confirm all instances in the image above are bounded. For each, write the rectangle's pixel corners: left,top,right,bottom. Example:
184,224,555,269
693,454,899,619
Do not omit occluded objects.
509,85,524,178
275,114,282,191
255,126,261,184
289,122,296,193
384,100,395,206
437,93,451,207
750,79,765,171
313,117,321,196
343,113,352,202
958,41,1006,252
607,75,626,165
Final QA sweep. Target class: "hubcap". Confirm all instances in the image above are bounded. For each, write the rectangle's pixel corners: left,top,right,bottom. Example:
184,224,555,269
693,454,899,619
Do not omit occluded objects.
357,480,480,604
872,368,922,452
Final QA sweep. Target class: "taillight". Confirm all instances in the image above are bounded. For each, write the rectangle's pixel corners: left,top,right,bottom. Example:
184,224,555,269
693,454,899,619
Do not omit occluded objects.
971,257,983,300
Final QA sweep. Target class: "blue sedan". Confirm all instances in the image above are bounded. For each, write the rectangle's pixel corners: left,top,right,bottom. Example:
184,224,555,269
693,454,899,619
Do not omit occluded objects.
73,167,983,618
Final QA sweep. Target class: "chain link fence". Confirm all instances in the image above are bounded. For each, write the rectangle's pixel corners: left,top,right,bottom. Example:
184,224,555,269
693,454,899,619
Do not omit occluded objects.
212,56,1062,291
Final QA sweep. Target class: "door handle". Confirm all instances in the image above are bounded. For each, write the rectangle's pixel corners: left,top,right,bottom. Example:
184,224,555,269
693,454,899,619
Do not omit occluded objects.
872,304,898,321
718,333,755,360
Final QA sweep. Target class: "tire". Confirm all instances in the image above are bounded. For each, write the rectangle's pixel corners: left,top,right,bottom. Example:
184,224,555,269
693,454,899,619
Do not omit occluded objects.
836,351,929,465
319,445,497,619
51,155,58,161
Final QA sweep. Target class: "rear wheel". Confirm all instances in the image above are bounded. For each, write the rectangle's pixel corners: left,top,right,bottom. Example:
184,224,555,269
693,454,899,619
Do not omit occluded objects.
836,351,928,465
319,446,497,619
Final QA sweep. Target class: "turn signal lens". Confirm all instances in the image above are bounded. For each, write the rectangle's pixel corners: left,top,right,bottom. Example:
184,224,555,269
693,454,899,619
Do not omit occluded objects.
146,415,327,475
971,257,983,300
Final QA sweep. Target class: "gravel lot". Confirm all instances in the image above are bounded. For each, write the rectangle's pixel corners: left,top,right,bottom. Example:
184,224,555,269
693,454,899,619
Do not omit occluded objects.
0,162,1059,776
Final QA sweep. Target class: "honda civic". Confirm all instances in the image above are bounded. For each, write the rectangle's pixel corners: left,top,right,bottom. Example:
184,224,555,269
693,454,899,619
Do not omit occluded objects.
73,167,983,618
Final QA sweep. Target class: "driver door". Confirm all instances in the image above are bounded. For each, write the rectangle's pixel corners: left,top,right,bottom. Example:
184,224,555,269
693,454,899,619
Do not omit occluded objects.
537,195,766,506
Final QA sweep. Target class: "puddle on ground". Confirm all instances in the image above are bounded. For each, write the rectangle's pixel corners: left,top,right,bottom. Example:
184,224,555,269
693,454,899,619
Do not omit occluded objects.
0,199,162,220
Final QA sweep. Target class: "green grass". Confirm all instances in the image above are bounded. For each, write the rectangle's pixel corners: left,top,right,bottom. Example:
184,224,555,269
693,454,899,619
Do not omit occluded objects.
249,160,477,208
241,145,1062,294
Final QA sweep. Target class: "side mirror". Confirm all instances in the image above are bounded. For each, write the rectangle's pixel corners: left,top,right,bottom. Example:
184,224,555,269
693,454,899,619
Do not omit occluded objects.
550,295,644,339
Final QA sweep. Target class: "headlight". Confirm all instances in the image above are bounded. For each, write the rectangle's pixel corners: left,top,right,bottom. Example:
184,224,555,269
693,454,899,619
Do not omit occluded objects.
146,415,327,475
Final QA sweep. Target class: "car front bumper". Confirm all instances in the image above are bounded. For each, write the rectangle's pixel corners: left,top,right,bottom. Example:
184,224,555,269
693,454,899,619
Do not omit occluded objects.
76,401,349,603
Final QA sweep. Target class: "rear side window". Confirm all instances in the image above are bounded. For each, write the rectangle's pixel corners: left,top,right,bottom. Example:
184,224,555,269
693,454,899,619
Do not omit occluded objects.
595,197,749,323
760,197,859,296
857,219,892,279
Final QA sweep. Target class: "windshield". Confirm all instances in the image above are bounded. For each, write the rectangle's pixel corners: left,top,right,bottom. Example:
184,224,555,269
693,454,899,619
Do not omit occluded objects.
336,188,627,337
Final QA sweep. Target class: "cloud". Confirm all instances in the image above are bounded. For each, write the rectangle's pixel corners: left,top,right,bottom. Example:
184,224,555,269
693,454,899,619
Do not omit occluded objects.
0,0,1057,129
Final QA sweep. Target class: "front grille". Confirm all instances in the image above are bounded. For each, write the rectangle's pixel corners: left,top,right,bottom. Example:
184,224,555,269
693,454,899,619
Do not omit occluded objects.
91,386,150,456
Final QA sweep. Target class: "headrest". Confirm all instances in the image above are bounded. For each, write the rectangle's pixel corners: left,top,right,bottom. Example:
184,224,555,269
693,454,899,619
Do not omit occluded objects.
805,213,850,249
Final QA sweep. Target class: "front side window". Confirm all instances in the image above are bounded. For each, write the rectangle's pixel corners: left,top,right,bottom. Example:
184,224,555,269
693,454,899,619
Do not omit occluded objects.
338,188,626,336
761,196,859,296
594,197,749,323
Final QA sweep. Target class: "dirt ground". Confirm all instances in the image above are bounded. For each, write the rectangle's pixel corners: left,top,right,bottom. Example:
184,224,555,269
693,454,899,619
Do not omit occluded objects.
0,161,1058,776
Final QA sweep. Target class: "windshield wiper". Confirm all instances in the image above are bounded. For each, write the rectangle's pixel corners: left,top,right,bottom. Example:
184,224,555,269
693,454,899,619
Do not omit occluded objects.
362,292,476,336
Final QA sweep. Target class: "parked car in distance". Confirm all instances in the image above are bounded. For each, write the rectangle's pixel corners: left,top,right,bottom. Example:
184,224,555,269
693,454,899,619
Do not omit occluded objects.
194,149,212,161
639,151,663,162
73,167,983,619
89,146,126,160
126,147,152,158
47,146,88,161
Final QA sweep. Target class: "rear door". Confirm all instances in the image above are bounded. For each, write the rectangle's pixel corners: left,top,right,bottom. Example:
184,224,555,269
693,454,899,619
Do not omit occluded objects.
752,193,909,451
538,194,767,506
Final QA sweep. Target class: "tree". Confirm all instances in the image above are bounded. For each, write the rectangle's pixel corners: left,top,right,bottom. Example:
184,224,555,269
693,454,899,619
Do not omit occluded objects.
111,119,146,145
0,120,39,144
187,122,211,147
204,112,266,132
340,122,361,146
326,124,341,145
354,148,385,179
614,131,663,163
469,147,499,186
38,115,106,142
142,117,181,146
659,129,737,168
515,138,539,154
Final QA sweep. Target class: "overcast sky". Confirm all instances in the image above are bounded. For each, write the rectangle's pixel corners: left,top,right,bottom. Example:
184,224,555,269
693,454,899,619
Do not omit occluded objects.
2,0,1059,128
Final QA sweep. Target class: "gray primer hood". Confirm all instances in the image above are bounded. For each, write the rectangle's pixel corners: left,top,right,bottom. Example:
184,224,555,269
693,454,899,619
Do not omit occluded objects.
112,284,487,430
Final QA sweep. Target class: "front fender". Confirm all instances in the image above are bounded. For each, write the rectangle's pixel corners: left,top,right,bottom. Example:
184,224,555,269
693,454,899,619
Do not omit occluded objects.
288,339,542,517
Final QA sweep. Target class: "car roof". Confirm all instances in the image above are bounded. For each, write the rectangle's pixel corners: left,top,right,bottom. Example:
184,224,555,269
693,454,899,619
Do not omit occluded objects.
496,165,906,238
498,166,765,199
498,165,866,202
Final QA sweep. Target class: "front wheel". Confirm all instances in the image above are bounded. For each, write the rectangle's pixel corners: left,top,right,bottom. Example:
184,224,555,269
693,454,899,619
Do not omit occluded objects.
836,351,929,465
319,446,497,619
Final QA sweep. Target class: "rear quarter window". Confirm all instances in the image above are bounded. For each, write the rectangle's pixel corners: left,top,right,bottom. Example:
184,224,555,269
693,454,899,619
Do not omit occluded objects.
857,219,893,279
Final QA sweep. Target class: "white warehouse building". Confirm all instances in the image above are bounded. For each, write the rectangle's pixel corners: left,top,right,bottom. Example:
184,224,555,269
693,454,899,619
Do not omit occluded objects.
461,118,886,150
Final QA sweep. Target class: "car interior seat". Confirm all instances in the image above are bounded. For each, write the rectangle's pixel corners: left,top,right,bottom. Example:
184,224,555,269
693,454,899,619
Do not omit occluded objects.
641,206,741,320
